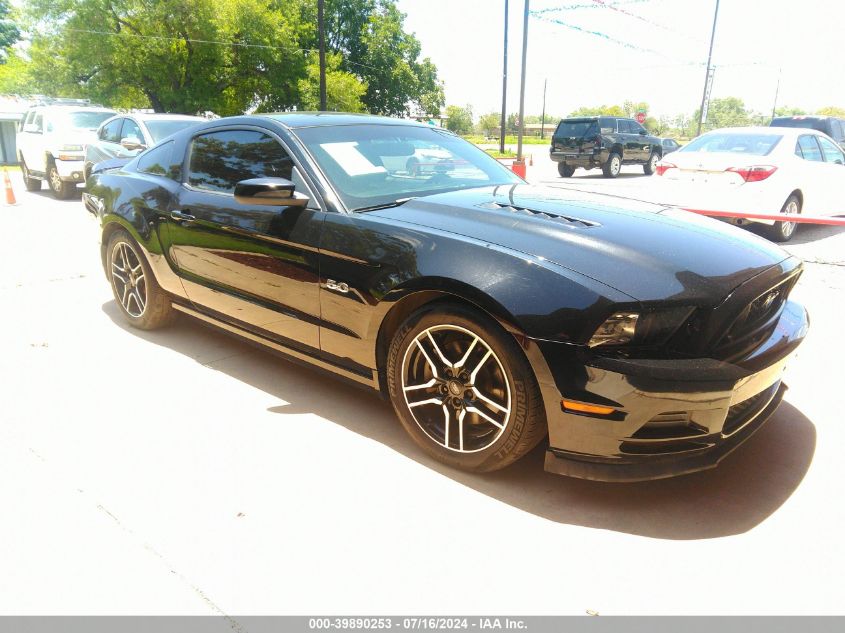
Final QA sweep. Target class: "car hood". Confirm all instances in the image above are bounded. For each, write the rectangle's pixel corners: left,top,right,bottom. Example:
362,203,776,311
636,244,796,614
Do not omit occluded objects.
369,185,792,303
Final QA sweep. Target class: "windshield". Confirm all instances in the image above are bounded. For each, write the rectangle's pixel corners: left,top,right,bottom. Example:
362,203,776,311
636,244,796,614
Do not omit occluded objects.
681,132,782,156
292,124,522,211
554,120,598,138
146,119,202,142
49,110,116,131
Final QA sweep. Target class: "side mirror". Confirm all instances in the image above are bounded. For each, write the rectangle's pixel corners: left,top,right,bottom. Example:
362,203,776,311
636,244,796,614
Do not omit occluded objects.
120,136,146,151
234,177,308,207
23,123,41,134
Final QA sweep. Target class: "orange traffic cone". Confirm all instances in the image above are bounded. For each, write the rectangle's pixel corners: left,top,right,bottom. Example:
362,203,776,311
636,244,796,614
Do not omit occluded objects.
3,168,17,206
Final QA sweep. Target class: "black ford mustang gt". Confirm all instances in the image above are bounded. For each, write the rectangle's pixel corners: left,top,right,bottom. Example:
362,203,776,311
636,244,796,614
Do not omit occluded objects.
84,113,809,482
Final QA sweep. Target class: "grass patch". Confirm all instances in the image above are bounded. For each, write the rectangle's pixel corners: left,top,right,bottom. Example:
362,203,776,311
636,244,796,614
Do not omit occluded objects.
485,149,516,159
462,135,551,145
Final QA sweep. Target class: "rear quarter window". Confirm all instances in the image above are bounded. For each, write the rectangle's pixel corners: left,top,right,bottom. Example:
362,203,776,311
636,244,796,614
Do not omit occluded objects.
137,141,177,179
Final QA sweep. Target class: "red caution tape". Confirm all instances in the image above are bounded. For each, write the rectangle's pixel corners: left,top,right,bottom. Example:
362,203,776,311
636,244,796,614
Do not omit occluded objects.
682,208,845,226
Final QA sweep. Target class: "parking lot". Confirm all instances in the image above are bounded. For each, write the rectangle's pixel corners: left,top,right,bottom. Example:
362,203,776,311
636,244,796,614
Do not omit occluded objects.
1,167,844,616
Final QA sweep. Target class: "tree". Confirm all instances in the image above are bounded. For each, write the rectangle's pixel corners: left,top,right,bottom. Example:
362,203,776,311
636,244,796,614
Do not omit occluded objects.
309,0,444,117
476,112,500,137
692,96,753,132
0,0,19,61
0,52,35,92
298,52,367,112
445,105,473,135
816,106,845,117
775,106,807,116
568,105,624,117
22,0,309,114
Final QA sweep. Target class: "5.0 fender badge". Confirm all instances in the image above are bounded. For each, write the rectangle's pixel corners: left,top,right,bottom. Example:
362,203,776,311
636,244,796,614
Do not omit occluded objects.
326,279,349,293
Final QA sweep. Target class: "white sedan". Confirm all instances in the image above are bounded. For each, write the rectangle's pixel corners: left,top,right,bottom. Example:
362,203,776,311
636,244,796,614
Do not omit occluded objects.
655,126,845,241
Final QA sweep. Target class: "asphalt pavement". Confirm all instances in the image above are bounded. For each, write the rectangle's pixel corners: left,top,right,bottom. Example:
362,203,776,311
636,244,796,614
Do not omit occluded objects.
1,170,843,617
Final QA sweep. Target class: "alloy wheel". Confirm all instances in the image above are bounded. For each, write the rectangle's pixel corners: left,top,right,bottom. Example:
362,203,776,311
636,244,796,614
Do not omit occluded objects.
611,156,621,176
48,166,63,193
780,199,798,238
401,324,511,453
110,241,147,317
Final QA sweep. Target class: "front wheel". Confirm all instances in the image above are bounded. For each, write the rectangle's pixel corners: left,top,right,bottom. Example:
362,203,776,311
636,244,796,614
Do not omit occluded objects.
106,230,175,330
765,194,801,242
558,163,576,178
47,162,74,199
387,304,547,472
602,152,622,178
643,152,659,175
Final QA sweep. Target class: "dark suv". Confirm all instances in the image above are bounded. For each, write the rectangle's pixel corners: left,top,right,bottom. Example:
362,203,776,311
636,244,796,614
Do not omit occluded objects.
550,116,662,178
770,115,845,149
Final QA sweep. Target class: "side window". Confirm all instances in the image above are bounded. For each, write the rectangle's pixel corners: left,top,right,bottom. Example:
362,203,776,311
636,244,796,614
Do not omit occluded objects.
137,141,174,177
187,129,293,194
21,110,34,130
101,119,123,142
617,119,632,134
632,122,646,134
818,136,844,164
33,113,44,133
121,119,143,142
829,120,842,141
797,135,824,162
598,117,615,133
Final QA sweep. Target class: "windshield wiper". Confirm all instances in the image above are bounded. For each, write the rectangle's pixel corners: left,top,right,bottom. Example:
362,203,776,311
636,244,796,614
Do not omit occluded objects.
353,197,416,213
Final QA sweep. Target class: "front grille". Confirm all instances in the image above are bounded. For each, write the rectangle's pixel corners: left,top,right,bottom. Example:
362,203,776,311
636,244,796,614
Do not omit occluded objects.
630,411,708,440
715,275,798,361
479,201,599,228
722,383,779,435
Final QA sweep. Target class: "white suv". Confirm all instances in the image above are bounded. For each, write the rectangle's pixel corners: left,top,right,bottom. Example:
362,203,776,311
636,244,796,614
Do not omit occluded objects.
17,99,116,199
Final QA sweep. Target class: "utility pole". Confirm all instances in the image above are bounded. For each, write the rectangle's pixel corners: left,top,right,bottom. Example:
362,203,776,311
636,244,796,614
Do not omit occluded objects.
499,0,509,154
516,0,529,162
771,67,782,121
540,78,547,139
696,0,720,136
318,0,327,111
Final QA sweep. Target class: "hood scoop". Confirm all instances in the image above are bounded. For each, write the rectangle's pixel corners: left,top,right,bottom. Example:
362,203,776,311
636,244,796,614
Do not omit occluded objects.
478,201,600,228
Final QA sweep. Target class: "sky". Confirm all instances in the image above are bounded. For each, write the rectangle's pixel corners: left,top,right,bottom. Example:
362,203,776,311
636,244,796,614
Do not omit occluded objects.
395,0,845,120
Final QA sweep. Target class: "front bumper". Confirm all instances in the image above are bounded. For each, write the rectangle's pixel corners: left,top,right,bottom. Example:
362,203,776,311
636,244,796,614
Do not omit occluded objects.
531,299,809,482
54,158,85,183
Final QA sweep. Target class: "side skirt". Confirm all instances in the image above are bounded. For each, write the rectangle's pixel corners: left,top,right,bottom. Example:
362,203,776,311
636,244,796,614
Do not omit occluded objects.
171,303,380,391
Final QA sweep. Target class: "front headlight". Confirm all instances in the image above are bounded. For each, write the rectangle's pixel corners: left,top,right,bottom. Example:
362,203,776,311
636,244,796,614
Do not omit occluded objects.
58,144,83,152
588,307,694,348
588,313,638,347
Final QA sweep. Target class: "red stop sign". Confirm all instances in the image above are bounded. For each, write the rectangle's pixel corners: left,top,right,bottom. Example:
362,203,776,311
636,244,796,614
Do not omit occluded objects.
636,112,646,124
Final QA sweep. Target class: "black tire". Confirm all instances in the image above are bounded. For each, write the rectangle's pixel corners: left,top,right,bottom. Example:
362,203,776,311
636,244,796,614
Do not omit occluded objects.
602,152,622,178
19,157,41,192
643,152,659,175
47,161,75,199
558,163,576,178
387,303,547,473
106,229,175,330
764,194,801,242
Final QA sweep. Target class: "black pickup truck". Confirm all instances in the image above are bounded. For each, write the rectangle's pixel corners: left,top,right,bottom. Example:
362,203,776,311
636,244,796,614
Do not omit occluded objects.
550,116,662,178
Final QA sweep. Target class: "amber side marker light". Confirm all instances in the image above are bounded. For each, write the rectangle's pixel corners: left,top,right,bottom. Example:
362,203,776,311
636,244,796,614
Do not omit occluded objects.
561,400,616,416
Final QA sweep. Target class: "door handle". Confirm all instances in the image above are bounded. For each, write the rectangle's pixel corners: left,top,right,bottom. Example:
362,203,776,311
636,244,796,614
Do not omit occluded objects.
170,210,196,222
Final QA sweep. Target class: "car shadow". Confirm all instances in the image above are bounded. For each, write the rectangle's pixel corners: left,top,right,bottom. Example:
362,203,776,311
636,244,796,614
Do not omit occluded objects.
102,301,816,541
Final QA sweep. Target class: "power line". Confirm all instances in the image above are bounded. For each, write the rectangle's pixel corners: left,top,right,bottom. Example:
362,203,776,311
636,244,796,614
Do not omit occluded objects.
586,0,706,44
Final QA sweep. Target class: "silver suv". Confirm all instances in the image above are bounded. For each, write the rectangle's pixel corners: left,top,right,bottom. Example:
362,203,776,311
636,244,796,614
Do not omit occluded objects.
16,99,116,198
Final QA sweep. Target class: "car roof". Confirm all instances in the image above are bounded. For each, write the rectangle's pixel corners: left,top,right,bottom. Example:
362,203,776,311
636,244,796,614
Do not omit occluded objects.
126,113,205,122
257,112,431,129
704,126,808,137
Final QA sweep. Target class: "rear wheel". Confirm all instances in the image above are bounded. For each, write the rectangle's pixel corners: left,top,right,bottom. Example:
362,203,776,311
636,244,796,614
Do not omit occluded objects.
643,152,659,175
20,157,41,192
558,163,576,178
106,230,175,330
387,304,547,472
47,161,74,199
765,194,800,242
602,152,622,178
